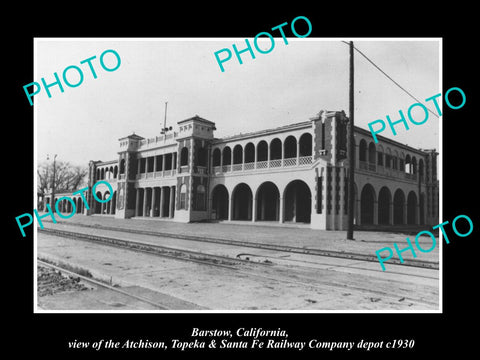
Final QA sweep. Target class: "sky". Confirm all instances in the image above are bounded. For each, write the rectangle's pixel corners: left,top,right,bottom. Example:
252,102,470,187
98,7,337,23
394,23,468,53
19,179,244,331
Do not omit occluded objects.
35,38,440,167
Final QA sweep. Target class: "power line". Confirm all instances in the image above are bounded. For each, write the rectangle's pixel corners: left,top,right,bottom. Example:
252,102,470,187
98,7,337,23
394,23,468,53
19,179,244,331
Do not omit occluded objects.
341,41,439,118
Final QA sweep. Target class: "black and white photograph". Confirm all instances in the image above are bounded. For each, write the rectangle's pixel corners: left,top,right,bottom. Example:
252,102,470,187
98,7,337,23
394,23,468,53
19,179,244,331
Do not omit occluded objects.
9,7,478,356
33,38,441,312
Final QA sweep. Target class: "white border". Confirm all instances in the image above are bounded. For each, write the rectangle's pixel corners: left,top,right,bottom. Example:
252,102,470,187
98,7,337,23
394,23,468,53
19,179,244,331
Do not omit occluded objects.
33,37,443,314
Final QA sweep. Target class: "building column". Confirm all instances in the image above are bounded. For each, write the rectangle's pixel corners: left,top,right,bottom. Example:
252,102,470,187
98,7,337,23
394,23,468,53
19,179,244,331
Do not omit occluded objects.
254,146,257,168
389,201,394,225
252,197,257,222
243,147,246,171
261,191,266,219
160,187,166,217
355,198,361,225
228,194,233,221
281,142,284,166
296,140,300,165
162,155,166,176
143,188,148,217
279,196,284,223
171,153,175,170
153,156,157,177
403,203,408,225
169,186,175,218
152,187,157,217
267,145,270,168
331,177,337,225
135,188,140,216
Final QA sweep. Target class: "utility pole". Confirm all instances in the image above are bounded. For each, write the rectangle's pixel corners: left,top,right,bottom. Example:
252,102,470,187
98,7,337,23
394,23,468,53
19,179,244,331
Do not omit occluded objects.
347,41,355,240
51,154,57,212
45,154,50,210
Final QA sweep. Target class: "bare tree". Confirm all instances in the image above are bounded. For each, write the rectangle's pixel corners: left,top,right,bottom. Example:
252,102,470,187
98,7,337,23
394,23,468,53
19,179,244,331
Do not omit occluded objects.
37,160,88,197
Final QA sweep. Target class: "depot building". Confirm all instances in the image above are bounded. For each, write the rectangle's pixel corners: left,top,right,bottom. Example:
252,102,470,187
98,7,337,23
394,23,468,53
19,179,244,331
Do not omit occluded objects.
44,110,439,230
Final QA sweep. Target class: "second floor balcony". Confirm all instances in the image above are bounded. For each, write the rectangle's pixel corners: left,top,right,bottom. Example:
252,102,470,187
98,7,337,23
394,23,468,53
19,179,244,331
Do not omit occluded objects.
213,155,313,175
359,160,421,182
136,169,177,180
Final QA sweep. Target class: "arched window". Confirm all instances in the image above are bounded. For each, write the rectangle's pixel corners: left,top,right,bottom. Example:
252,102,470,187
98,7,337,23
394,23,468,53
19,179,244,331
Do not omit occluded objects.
233,144,243,164
411,156,417,175
222,147,231,166
399,152,405,172
359,139,367,162
385,148,392,168
377,145,384,166
179,184,187,209
212,148,221,167
392,150,398,170
270,138,282,160
284,136,297,159
299,133,312,156
360,184,376,224
180,147,189,166
257,141,268,162
368,142,376,164
405,154,412,174
245,143,255,163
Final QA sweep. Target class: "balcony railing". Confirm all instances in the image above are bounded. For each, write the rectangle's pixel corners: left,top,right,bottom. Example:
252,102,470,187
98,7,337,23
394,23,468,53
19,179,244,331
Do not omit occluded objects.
232,163,243,172
256,160,268,169
283,158,297,167
136,169,176,180
212,155,313,174
298,156,313,165
244,162,255,170
270,159,281,168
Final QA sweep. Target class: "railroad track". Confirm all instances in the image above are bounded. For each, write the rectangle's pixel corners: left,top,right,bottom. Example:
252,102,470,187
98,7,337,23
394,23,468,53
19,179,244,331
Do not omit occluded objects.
39,221,439,269
38,228,439,308
37,259,170,310
38,227,271,270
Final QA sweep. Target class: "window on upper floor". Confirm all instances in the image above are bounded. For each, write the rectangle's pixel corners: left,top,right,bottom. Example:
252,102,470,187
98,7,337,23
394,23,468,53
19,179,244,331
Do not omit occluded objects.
180,147,189,166
377,152,383,166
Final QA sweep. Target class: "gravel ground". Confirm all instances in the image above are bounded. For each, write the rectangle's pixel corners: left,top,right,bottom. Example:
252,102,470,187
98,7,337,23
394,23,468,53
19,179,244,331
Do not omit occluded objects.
37,264,93,297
